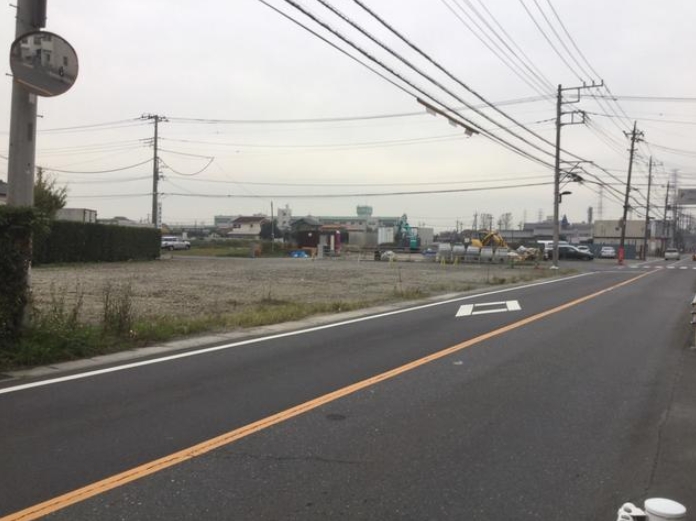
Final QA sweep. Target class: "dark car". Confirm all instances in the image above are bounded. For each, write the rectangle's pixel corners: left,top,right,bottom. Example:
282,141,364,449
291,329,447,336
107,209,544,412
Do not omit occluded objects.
558,245,594,260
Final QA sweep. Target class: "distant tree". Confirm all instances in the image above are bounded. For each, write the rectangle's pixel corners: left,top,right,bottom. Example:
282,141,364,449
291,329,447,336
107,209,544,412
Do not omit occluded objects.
259,219,281,240
34,168,67,218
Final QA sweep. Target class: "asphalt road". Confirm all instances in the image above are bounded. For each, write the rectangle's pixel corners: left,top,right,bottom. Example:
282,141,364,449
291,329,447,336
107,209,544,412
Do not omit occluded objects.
1,261,694,520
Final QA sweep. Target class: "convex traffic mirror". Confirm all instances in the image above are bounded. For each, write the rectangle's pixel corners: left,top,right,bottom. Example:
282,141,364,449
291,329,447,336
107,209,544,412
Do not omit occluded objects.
10,31,78,97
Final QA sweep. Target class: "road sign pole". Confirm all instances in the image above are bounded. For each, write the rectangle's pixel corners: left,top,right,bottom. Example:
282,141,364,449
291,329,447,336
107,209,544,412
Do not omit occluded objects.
7,0,47,207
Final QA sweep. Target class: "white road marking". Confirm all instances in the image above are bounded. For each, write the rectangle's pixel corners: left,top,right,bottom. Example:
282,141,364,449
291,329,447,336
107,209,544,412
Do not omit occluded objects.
456,300,521,317
0,272,601,396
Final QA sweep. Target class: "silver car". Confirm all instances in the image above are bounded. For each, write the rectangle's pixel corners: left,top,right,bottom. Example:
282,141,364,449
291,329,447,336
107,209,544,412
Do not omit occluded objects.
599,246,616,259
664,248,680,261
161,236,191,251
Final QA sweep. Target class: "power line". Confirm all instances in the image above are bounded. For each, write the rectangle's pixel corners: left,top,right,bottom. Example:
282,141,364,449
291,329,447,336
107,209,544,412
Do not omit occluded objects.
160,157,215,177
586,95,696,102
153,173,550,187
167,95,550,125
41,158,152,174
445,0,554,94
297,0,556,167
349,0,560,158
162,181,554,199
158,133,466,150
38,118,142,132
518,0,584,82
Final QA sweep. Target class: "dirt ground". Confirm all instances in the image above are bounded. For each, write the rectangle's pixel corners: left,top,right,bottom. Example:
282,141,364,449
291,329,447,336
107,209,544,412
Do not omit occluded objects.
30,255,549,324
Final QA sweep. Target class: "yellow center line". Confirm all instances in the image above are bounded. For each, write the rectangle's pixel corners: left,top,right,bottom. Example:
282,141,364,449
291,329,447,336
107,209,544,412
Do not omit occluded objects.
2,271,655,521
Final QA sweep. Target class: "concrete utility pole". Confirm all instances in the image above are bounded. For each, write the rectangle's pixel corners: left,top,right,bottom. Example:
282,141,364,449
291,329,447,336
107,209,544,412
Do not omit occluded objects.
7,0,47,206
552,81,602,268
618,121,643,264
662,181,670,252
671,169,679,249
142,114,166,227
270,200,274,252
642,156,653,260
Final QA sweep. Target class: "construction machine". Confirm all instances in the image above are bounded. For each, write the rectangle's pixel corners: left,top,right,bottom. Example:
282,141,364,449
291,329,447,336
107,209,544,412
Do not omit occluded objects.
469,230,508,249
395,214,420,251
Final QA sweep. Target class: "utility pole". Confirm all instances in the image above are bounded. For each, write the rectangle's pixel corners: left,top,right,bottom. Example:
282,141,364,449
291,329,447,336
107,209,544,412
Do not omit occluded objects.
552,81,602,268
642,156,653,260
270,201,275,252
662,181,670,253
671,169,679,249
7,0,47,206
142,114,166,227
618,121,643,264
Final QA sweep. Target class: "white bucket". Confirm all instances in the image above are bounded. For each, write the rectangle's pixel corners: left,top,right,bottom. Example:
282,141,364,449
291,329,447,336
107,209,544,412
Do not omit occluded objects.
644,498,686,521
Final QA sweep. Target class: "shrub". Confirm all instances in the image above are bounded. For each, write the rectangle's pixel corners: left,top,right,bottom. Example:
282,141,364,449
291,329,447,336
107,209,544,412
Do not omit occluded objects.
0,207,40,350
33,221,160,264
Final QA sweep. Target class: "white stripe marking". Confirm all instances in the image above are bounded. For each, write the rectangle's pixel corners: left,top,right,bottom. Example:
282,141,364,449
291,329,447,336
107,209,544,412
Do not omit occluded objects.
0,273,599,395
456,300,521,317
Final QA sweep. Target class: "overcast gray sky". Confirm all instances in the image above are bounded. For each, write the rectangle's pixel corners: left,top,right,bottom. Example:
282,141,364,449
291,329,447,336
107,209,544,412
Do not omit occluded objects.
2,0,696,230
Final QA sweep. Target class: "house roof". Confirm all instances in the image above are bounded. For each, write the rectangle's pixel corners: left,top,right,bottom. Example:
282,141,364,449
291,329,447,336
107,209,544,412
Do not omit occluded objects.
291,217,322,227
232,216,267,224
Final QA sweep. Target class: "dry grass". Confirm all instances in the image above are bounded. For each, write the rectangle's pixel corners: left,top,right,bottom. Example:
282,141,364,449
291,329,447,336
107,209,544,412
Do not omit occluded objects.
30,256,552,325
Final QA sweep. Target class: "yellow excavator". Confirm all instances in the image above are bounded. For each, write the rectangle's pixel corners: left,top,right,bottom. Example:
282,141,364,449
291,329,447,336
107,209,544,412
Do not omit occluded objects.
469,230,508,249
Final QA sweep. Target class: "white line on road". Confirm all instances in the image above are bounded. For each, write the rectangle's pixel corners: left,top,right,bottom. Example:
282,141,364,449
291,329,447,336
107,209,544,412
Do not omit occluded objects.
0,272,610,395
456,300,521,317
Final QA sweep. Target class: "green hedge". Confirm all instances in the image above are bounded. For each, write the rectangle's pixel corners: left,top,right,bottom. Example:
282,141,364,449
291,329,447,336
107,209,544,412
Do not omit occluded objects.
33,221,160,264
0,207,37,349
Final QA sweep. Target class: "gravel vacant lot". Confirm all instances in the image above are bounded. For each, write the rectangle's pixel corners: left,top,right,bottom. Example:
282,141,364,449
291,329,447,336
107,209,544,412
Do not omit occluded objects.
30,256,551,325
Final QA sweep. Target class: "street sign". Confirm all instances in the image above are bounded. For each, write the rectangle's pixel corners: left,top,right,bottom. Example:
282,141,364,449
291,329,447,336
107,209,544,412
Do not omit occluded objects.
677,189,696,205
10,31,78,97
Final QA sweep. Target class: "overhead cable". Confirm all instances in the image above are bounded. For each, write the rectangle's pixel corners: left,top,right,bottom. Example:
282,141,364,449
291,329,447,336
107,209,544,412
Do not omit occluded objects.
162,181,554,199
41,158,152,174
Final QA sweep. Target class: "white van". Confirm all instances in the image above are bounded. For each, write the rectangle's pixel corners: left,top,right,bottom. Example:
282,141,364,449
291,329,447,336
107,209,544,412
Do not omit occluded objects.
161,236,191,250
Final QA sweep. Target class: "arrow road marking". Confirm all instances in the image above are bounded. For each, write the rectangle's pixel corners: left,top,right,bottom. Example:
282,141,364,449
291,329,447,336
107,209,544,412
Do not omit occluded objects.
456,300,521,317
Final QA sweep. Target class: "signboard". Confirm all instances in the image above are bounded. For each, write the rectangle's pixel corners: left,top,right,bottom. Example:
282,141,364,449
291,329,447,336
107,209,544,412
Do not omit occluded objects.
10,31,78,97
677,189,696,205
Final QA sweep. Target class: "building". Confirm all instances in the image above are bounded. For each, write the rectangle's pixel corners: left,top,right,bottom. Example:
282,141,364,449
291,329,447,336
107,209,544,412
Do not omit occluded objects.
317,205,400,231
56,208,97,223
277,205,292,231
227,216,268,239
593,219,646,259
214,215,239,229
0,180,7,205
290,217,322,249
98,216,151,228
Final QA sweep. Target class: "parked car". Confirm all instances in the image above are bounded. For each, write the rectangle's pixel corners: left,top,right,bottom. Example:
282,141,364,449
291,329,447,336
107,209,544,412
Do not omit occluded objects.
576,245,591,254
161,236,191,250
558,245,593,260
599,246,616,259
664,248,680,261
